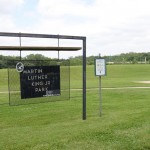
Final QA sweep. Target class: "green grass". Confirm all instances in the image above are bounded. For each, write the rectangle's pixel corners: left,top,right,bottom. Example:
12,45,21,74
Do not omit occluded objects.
0,64,150,150
1,64,150,91
71,64,150,88
0,69,8,91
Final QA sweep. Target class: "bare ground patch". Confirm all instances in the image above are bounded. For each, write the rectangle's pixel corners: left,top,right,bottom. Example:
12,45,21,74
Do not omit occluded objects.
134,81,150,84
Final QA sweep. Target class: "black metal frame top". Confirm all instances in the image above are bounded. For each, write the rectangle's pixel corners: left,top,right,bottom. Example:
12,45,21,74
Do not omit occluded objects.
0,32,85,39
0,32,86,120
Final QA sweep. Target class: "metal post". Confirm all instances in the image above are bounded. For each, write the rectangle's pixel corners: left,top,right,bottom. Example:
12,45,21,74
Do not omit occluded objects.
19,33,22,60
98,53,102,117
58,35,60,60
58,51,60,60
82,37,86,120
99,76,102,116
69,60,71,99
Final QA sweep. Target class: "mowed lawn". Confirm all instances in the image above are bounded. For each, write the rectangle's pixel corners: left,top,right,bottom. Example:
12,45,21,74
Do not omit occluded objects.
0,64,150,150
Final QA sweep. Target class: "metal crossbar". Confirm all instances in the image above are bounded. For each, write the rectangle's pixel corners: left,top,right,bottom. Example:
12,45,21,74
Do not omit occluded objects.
0,46,81,51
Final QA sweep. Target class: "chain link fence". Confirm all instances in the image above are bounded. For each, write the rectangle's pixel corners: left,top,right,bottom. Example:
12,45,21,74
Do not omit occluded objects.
7,60,70,106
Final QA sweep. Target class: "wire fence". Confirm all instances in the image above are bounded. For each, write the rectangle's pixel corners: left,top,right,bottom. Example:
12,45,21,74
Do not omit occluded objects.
6,60,70,106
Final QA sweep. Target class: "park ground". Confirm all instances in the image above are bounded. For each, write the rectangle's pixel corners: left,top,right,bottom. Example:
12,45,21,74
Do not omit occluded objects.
0,64,150,150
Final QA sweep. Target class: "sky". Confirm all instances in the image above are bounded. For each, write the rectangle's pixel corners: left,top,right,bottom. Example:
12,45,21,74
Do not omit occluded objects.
0,0,150,58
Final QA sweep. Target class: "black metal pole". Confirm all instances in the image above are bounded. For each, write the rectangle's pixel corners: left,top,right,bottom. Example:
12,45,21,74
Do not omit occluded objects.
0,32,85,40
19,33,22,60
98,53,103,117
82,37,86,120
99,76,102,116
58,35,60,60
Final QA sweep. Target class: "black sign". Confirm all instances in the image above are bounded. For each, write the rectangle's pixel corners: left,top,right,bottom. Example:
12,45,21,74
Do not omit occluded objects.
20,66,60,99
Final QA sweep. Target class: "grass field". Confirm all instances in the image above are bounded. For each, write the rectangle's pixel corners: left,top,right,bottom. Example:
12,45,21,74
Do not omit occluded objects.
0,64,150,150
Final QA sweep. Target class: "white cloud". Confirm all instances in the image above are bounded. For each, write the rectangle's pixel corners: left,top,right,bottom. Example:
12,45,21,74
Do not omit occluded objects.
0,0,150,58
36,0,150,34
0,0,24,14
0,0,24,31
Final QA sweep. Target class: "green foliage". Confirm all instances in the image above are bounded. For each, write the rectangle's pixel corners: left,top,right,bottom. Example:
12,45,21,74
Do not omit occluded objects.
0,55,20,68
106,52,150,64
69,52,150,65
1,52,150,68
0,54,71,68
24,54,48,60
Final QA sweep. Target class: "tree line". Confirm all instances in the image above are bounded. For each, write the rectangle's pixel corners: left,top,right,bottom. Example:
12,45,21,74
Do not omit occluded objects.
0,52,150,68
70,52,150,65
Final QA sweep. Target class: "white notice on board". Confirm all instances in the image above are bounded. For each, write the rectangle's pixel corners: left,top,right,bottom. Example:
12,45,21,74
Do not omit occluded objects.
95,58,106,76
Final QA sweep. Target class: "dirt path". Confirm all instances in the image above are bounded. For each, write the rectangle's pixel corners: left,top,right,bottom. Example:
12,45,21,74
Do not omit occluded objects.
0,86,150,94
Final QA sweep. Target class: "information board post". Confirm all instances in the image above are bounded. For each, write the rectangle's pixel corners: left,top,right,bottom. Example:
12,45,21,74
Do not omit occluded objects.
95,57,106,117
99,76,102,116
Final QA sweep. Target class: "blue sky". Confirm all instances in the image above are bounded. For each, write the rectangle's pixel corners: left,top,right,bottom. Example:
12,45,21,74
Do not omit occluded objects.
14,0,38,28
0,0,150,58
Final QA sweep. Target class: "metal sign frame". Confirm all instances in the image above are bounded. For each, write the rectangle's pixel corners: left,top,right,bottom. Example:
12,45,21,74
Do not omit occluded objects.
0,32,86,120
